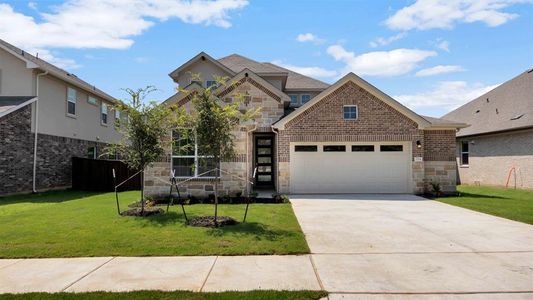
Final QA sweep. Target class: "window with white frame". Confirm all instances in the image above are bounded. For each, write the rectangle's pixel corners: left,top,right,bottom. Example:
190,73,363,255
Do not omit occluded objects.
101,103,108,125
88,96,97,106
461,141,469,166
114,109,121,126
171,130,219,178
301,94,311,104
343,105,358,120
67,87,76,115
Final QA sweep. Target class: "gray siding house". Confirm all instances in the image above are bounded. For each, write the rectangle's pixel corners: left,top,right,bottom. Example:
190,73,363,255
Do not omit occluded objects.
444,69,533,189
0,39,122,195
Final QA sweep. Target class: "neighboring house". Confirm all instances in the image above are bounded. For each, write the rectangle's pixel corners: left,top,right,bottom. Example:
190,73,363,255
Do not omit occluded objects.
145,52,466,197
443,69,533,189
0,39,122,195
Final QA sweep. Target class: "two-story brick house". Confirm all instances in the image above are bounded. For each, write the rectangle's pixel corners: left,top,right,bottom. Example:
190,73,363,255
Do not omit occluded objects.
145,52,467,197
0,39,122,195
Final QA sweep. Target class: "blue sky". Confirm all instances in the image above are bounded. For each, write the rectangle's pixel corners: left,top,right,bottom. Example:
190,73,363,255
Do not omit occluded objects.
1,0,532,117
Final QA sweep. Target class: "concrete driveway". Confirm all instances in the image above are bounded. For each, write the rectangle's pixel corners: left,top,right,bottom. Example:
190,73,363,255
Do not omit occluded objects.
291,194,533,297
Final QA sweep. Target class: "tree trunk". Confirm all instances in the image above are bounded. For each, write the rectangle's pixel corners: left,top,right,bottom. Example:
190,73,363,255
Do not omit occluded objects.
214,178,218,227
140,168,145,214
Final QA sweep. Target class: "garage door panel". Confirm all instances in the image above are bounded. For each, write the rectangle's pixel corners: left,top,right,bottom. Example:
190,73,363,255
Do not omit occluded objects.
290,142,411,194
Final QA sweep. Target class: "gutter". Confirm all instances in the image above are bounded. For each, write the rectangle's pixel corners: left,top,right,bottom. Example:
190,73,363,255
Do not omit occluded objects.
32,70,48,193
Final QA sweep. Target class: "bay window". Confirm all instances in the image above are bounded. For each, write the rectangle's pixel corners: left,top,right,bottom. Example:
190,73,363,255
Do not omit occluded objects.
172,130,219,178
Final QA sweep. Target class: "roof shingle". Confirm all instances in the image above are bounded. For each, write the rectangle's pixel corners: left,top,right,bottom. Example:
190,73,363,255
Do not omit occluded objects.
443,70,533,137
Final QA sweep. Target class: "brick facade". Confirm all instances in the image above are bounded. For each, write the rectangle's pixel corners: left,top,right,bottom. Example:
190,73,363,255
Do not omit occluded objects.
0,105,106,196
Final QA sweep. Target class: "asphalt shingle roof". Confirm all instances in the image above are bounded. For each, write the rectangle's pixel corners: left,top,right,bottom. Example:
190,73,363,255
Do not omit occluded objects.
0,96,36,114
443,69,533,137
218,54,330,91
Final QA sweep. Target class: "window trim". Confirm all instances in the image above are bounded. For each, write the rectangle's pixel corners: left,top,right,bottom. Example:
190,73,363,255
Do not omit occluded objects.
343,105,358,120
289,94,299,106
171,130,218,179
460,141,469,167
66,87,77,117
88,96,98,106
101,102,108,126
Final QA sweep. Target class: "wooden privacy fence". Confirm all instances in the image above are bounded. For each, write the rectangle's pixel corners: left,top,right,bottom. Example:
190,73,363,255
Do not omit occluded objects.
72,157,141,192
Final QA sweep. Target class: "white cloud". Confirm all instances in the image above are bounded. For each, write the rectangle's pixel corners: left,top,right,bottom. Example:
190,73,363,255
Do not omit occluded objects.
369,32,407,47
0,1,247,50
394,81,499,111
296,33,325,44
415,65,465,76
28,2,37,10
327,45,437,76
0,1,247,70
272,60,337,78
386,0,530,31
35,48,81,70
436,40,450,52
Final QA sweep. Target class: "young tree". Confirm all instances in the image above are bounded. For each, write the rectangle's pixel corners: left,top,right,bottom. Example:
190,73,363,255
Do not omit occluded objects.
177,75,258,225
109,86,181,215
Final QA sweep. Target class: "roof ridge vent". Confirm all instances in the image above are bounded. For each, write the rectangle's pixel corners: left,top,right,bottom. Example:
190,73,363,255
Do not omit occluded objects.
527,68,533,73
511,113,524,120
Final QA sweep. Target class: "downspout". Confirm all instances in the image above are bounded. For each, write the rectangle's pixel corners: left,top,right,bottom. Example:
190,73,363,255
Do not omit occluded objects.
245,124,257,196
32,70,48,193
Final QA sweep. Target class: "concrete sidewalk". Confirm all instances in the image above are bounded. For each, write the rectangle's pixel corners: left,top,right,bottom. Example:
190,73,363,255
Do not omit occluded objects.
2,253,533,298
0,255,320,294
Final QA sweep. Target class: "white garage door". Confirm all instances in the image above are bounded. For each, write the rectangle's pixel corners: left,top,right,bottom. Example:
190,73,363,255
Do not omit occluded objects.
290,142,412,194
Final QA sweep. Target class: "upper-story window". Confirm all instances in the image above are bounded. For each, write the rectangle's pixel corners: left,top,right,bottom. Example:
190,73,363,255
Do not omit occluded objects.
114,109,121,126
301,94,311,104
67,87,76,116
190,78,202,86
88,96,98,106
289,95,298,106
101,103,108,125
343,105,358,120
206,80,217,88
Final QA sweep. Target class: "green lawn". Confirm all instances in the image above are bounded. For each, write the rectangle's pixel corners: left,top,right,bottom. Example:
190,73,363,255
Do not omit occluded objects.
437,185,533,225
0,290,327,300
0,190,309,258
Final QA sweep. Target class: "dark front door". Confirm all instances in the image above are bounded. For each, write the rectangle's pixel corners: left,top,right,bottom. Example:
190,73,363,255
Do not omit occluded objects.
255,136,274,188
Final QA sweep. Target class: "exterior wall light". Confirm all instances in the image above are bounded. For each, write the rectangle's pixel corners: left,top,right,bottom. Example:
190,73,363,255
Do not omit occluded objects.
416,140,422,148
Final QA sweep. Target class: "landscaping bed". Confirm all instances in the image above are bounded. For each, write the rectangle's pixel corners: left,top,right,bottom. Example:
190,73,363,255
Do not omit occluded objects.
0,190,309,258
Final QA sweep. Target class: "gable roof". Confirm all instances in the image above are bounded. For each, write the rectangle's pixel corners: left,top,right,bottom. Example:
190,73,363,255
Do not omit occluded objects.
443,69,533,137
163,68,290,106
169,52,235,81
0,39,116,103
274,73,437,130
218,54,329,91
0,96,37,118
263,62,330,91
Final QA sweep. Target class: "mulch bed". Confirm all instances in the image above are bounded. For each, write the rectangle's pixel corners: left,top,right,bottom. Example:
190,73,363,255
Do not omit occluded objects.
120,207,164,217
188,216,238,227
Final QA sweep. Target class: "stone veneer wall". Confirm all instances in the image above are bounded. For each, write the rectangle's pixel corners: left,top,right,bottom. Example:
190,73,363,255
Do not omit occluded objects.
0,105,106,196
144,78,285,198
423,130,457,193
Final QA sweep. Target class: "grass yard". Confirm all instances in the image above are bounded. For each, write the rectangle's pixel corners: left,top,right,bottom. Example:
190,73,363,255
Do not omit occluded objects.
0,290,327,300
0,190,309,258
437,185,533,225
